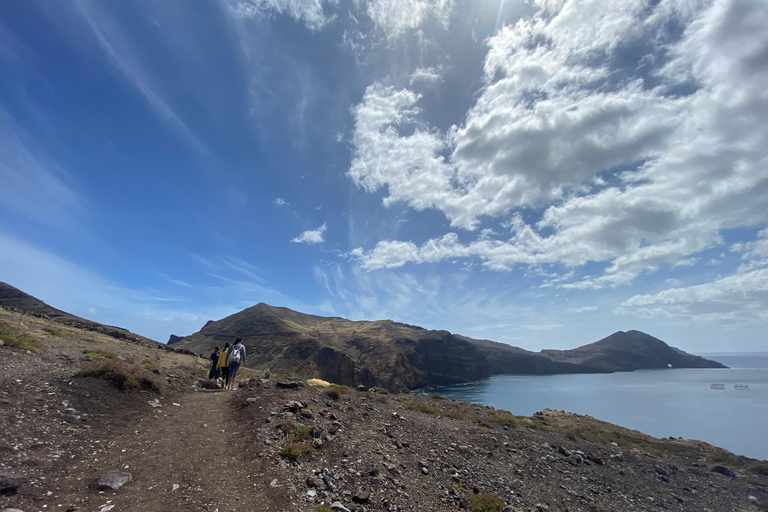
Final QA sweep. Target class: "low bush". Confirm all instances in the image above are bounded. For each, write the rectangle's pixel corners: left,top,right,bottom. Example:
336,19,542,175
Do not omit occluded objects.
316,506,334,512
430,393,446,400
370,386,389,395
0,321,41,351
280,440,315,460
404,401,441,416
83,349,117,360
468,493,505,512
76,360,165,393
326,386,349,400
41,327,63,337
749,462,768,476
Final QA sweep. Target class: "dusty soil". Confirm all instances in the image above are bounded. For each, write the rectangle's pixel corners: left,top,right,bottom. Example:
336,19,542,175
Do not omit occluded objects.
1,308,768,512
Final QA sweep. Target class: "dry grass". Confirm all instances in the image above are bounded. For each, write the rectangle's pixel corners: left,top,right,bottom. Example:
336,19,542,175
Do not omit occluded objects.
76,360,166,394
468,493,505,512
325,385,350,400
0,320,41,351
83,349,117,360
278,418,316,460
404,400,442,416
306,378,332,387
41,327,63,336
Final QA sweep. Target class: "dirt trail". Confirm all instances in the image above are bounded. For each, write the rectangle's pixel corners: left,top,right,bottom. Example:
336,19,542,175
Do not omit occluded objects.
74,388,291,512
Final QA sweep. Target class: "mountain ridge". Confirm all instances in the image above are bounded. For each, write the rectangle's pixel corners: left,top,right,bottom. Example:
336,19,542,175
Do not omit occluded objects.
173,302,726,391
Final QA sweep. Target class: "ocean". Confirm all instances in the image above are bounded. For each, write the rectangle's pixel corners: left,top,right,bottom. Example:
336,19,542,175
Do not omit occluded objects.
428,353,768,461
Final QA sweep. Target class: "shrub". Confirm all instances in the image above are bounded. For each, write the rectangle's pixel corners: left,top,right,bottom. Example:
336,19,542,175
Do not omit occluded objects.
326,386,349,400
0,321,41,351
446,408,471,421
749,462,768,476
83,349,117,360
371,386,389,395
430,393,446,400
42,327,62,336
317,506,334,512
280,440,315,460
468,493,505,512
404,401,441,416
483,410,516,428
76,360,165,393
141,359,158,371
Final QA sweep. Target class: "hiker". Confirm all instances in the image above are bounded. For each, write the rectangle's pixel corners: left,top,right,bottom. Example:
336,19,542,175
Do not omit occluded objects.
217,342,230,388
226,337,246,390
208,346,220,383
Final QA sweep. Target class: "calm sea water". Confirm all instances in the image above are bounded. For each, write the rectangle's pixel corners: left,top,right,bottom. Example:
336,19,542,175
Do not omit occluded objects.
429,353,768,461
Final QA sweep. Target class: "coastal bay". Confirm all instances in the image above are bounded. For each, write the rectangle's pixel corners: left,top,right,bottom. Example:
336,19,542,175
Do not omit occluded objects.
431,353,768,461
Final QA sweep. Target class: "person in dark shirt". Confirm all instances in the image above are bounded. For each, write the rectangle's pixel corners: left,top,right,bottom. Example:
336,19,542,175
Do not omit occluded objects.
208,347,221,385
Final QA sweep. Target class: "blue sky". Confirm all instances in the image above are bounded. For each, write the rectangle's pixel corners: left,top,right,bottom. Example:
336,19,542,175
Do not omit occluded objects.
1,0,767,352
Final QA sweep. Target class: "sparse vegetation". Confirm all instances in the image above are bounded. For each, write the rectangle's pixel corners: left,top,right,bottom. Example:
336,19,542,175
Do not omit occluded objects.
76,360,165,393
326,385,350,400
749,462,768,476
280,439,315,460
142,359,159,371
0,320,41,351
83,349,117,360
430,393,446,400
42,327,63,336
316,506,334,512
404,400,442,416
468,492,505,512
370,386,389,394
480,409,516,428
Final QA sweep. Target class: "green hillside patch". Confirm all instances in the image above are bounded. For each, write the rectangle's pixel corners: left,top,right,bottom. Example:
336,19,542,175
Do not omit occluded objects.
0,320,42,351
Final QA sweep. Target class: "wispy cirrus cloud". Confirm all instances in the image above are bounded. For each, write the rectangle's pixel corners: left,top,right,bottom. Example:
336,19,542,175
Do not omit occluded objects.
66,0,209,154
0,109,85,230
292,223,327,244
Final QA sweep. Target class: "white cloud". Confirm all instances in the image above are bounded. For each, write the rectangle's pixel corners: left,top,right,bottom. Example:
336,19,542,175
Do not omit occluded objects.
292,223,327,244
227,0,337,30
618,267,768,324
348,0,768,290
274,197,289,207
361,0,454,39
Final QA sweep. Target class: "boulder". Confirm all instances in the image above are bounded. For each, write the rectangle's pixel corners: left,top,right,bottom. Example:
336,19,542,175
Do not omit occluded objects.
0,472,27,493
276,380,303,389
92,471,132,491
711,466,736,478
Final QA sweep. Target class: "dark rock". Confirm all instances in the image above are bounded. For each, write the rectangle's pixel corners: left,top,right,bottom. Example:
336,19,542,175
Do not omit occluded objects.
307,476,321,488
0,471,28,493
276,381,303,389
711,466,736,478
92,471,132,491
353,489,371,503
167,334,183,345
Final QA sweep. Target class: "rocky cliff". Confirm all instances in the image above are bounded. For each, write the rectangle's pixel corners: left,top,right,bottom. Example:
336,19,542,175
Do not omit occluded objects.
177,303,490,392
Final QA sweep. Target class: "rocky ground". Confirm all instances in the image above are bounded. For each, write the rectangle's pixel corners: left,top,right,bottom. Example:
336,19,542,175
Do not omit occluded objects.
1,307,767,512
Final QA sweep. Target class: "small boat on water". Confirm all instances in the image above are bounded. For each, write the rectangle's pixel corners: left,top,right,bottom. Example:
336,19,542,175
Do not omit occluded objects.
735,384,750,390
710,383,725,390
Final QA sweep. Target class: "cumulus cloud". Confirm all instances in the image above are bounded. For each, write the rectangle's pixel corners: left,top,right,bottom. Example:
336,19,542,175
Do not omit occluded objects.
292,223,327,244
274,197,289,207
349,0,768,292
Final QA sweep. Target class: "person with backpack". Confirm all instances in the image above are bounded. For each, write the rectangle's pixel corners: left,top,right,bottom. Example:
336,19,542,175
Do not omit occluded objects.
217,342,230,389
226,337,246,390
